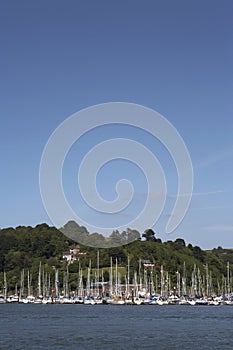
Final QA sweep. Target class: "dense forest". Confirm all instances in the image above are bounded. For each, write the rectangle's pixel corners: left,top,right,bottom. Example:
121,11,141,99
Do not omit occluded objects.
0,222,232,294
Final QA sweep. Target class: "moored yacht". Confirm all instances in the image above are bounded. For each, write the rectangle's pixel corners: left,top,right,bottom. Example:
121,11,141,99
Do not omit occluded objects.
0,295,6,303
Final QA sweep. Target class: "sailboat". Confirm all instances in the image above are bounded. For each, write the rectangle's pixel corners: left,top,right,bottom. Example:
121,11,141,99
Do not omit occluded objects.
84,260,95,305
0,295,5,303
7,283,19,303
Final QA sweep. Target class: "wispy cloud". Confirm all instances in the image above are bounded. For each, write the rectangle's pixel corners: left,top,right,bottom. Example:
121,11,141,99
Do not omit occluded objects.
192,190,224,196
168,190,223,199
195,148,233,169
204,226,233,232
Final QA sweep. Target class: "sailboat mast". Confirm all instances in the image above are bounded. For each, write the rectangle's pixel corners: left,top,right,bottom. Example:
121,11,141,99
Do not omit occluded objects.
55,268,59,297
38,261,42,297
227,261,230,298
97,250,100,297
127,255,130,296
115,258,118,296
182,261,186,297
206,264,209,297
86,260,91,296
27,269,32,296
160,265,164,298
4,271,7,300
110,257,113,296
20,269,24,298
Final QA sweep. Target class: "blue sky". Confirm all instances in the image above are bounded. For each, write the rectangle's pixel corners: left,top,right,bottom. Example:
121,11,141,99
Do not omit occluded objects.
1,0,233,249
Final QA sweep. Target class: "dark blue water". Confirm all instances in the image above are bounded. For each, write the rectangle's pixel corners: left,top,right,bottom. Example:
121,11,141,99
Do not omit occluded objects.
0,304,233,349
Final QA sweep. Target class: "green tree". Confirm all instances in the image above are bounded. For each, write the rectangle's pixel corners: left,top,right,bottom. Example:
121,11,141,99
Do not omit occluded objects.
142,229,156,242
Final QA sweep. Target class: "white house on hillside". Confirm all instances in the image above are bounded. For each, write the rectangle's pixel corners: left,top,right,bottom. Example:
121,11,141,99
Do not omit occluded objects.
63,245,86,264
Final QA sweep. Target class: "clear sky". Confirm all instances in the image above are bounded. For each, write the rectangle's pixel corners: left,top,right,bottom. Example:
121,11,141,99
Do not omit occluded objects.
1,0,233,249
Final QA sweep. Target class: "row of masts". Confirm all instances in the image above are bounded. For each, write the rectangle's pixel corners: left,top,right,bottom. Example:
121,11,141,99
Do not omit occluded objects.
1,258,232,301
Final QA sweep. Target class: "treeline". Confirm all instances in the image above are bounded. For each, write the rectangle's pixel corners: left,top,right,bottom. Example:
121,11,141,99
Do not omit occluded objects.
0,222,232,293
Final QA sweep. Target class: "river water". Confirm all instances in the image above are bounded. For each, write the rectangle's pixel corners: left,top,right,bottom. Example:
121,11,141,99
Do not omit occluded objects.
0,304,233,349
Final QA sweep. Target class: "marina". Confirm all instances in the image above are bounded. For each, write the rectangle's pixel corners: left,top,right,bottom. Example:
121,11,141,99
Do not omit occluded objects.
1,259,233,306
